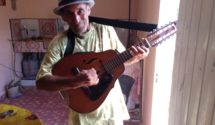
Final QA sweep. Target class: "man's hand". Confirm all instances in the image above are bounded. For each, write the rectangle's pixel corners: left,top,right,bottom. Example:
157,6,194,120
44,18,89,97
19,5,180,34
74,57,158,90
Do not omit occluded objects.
125,45,150,65
78,68,99,87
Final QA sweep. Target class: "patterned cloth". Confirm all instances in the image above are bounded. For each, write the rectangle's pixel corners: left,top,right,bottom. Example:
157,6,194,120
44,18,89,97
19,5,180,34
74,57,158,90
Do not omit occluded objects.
36,22,130,125
0,104,43,125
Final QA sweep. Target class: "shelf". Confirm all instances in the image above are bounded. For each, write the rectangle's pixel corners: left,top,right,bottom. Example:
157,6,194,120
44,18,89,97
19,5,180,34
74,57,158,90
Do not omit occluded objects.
13,39,51,53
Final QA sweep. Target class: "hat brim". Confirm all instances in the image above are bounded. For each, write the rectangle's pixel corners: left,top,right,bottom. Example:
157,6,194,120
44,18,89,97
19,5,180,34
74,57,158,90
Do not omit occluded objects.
54,1,95,15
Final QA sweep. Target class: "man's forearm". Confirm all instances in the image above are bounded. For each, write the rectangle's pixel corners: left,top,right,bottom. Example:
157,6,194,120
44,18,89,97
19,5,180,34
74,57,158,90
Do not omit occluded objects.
36,75,83,91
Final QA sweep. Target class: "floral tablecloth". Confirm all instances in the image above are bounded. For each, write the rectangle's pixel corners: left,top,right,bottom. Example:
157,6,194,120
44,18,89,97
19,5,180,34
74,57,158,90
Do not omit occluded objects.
0,104,43,125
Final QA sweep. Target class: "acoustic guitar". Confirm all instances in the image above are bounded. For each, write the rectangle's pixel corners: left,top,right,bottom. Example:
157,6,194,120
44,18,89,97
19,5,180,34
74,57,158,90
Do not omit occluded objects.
52,21,177,113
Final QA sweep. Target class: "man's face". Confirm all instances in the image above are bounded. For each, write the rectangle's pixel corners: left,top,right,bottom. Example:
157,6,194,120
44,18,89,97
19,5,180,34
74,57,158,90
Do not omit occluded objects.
61,4,91,36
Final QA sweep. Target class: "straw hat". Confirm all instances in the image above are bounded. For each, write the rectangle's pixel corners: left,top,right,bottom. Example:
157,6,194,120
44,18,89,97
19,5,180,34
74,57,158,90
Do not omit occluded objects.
54,0,95,15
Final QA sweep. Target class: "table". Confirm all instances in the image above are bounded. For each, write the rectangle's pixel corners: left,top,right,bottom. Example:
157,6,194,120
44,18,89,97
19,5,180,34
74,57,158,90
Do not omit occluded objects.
0,104,43,125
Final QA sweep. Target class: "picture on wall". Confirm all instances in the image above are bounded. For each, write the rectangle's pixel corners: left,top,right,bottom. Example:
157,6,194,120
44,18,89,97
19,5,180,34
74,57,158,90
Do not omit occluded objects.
0,0,6,6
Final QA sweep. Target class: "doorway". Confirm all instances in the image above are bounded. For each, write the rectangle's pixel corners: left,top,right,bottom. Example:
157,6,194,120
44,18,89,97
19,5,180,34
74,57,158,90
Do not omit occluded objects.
151,0,180,125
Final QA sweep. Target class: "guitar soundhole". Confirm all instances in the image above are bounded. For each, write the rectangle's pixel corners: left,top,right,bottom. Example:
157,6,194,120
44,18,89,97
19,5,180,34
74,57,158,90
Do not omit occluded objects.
82,73,113,101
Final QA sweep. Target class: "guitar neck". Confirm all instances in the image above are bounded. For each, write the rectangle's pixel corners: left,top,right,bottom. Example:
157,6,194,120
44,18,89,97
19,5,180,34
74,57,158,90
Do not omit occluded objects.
103,38,150,72
103,21,177,73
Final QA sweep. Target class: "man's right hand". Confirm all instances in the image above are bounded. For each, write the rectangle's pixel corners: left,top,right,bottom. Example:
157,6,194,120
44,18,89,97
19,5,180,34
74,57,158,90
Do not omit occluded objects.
78,68,100,87
36,68,100,91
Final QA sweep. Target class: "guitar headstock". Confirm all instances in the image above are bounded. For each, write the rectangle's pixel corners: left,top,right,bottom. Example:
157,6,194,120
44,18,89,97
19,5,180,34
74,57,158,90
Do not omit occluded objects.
136,21,177,48
147,21,177,47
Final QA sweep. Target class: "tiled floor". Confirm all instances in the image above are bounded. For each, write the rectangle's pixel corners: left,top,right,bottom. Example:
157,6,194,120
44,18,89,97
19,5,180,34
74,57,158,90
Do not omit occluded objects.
0,86,140,125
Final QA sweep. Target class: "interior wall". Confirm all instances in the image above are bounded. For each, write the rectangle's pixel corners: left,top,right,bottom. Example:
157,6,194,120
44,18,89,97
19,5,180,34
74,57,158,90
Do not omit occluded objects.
92,0,138,20
0,2,15,96
16,0,57,18
0,0,57,96
136,0,160,125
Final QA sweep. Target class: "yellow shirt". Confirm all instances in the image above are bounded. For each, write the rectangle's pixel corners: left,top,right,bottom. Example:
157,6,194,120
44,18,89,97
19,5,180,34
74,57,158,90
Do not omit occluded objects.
36,22,130,125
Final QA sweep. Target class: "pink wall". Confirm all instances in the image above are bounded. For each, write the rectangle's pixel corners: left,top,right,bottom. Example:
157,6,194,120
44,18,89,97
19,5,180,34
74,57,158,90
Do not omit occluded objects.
0,1,22,96
0,0,133,96
92,0,138,19
137,0,160,125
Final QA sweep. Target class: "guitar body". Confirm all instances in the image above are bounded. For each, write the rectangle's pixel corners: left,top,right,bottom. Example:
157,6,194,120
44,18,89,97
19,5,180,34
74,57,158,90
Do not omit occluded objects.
52,50,125,113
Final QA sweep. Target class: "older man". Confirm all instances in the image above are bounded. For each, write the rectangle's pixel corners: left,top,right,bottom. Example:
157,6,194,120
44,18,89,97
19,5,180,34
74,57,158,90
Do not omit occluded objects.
36,0,149,125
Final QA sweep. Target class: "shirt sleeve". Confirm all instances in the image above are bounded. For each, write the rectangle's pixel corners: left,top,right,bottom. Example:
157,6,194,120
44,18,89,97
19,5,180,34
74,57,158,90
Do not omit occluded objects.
36,34,67,81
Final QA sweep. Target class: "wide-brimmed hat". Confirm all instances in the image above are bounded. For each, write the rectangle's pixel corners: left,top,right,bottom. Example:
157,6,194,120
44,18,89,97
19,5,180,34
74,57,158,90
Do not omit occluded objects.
54,0,95,15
